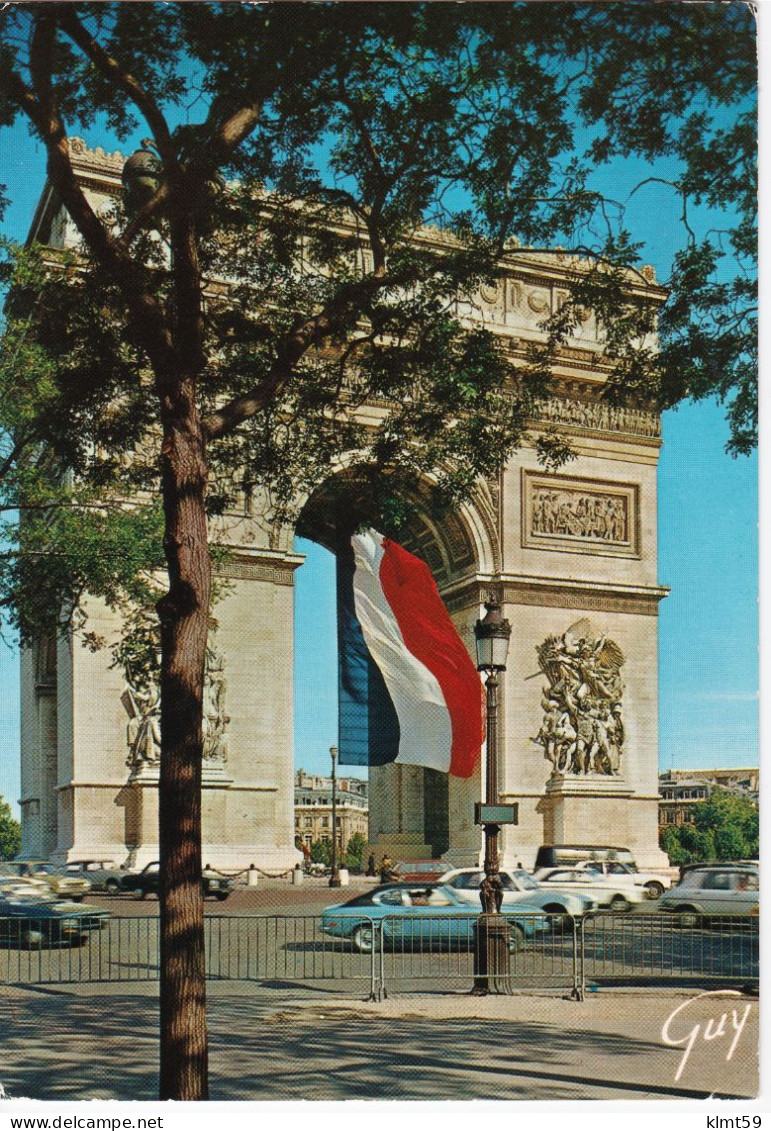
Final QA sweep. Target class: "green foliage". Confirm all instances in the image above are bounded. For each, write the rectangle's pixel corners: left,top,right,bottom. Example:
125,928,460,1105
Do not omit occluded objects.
309,839,332,867
0,0,753,760
660,789,759,865
0,795,21,860
345,831,367,871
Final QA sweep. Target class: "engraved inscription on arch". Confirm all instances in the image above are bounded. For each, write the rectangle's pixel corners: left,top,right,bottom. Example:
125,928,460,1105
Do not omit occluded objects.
522,471,640,559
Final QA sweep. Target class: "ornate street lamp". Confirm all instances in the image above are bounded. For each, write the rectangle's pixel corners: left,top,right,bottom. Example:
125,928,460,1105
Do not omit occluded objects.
121,139,162,216
472,595,513,993
329,745,341,888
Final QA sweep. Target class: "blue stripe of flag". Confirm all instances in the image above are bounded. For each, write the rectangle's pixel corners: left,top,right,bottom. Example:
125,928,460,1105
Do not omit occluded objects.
336,537,400,766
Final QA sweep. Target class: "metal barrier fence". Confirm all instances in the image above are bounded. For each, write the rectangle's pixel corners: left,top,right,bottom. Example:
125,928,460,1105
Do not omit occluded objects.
577,912,759,997
0,912,759,998
378,912,580,996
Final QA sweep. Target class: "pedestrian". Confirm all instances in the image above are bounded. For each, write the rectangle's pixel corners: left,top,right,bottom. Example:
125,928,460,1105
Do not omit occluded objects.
379,855,398,883
366,853,376,877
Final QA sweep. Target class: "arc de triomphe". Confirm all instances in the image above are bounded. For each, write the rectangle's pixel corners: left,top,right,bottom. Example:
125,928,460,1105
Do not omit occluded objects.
18,140,670,871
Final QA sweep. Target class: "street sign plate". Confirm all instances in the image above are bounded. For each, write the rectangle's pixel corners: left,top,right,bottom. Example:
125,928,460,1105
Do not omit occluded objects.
474,802,519,825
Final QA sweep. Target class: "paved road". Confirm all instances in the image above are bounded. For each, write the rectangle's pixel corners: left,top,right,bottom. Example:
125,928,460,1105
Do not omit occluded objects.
0,900,758,995
75,876,672,917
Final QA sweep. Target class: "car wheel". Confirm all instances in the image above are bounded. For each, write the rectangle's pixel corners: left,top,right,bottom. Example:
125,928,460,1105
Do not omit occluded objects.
105,879,120,894
676,906,700,929
644,881,665,900
21,928,43,950
609,894,630,914
507,923,526,953
215,892,229,902
543,904,568,932
351,925,374,953
69,934,88,948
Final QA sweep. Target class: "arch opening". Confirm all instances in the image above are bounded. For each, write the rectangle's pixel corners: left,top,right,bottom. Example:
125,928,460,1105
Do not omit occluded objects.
293,469,488,862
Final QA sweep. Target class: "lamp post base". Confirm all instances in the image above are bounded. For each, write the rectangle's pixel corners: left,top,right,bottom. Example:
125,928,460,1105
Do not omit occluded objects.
471,915,513,995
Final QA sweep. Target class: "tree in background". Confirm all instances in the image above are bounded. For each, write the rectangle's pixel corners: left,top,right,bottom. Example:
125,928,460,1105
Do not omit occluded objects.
309,839,332,868
0,2,756,1099
0,795,21,861
660,788,759,865
345,832,367,872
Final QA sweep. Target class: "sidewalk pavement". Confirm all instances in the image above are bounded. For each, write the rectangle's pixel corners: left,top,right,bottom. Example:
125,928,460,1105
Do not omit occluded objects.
0,983,759,1104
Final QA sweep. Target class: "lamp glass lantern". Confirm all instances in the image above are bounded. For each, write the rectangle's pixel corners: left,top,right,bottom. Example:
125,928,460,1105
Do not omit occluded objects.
474,598,512,672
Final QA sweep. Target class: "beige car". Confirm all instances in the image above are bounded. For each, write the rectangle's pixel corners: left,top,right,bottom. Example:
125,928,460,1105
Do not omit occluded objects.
0,861,91,902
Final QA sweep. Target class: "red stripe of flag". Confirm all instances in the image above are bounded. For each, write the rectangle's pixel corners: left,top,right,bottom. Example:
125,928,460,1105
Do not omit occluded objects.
378,537,484,778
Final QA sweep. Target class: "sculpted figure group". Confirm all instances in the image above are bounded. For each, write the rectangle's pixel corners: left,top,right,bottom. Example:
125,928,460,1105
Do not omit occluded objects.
532,487,627,542
124,627,230,772
532,618,625,778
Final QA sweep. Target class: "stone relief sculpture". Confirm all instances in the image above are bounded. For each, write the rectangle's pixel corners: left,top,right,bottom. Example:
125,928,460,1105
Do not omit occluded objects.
531,618,625,777
531,487,628,543
123,627,230,773
123,671,161,770
202,630,230,767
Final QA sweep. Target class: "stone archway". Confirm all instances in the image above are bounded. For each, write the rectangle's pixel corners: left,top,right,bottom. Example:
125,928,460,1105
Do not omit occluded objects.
17,134,670,869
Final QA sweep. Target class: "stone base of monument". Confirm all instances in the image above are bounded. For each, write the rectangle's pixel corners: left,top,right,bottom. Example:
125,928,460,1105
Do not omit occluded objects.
471,915,513,995
538,773,669,869
366,832,435,861
541,774,633,846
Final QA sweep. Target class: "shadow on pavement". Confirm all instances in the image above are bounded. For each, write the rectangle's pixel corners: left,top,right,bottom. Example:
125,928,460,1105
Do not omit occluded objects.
0,989,759,1102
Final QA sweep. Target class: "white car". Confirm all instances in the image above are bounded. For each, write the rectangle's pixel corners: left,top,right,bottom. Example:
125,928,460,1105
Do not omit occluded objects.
437,866,596,921
571,860,671,900
533,867,646,912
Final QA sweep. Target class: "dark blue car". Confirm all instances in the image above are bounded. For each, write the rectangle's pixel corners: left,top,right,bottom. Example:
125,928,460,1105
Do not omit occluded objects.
0,891,110,949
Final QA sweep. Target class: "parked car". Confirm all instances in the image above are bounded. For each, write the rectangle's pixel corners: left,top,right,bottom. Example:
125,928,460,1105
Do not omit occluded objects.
658,864,759,926
321,882,550,953
120,862,233,901
533,867,645,912
533,844,636,872
64,860,128,894
393,860,454,883
0,891,110,949
437,866,596,922
0,861,91,902
568,860,671,900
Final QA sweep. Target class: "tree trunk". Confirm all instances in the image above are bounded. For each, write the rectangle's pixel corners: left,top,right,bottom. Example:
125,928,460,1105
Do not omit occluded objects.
156,385,211,1101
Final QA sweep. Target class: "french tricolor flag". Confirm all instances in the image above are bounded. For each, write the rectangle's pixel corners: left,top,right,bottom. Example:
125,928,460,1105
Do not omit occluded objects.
337,528,483,778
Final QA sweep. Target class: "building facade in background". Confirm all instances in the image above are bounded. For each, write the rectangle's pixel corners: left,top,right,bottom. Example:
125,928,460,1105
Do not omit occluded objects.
294,769,368,853
20,139,670,870
658,768,759,829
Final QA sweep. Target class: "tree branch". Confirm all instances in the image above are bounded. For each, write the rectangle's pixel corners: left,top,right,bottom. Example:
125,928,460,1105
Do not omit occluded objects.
57,8,178,170
202,267,417,441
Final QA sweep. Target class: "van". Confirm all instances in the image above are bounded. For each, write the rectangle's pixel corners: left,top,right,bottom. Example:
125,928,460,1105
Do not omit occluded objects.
533,844,636,872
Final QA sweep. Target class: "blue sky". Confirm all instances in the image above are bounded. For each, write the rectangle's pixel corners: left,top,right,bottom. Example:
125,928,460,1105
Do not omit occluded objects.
0,57,758,811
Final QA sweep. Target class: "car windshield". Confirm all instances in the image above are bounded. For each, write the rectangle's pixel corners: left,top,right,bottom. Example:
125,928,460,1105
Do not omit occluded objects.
337,891,378,907
678,871,706,888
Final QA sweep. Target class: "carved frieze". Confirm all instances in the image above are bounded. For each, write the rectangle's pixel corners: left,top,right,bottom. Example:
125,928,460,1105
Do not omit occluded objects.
535,395,661,438
522,471,639,559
